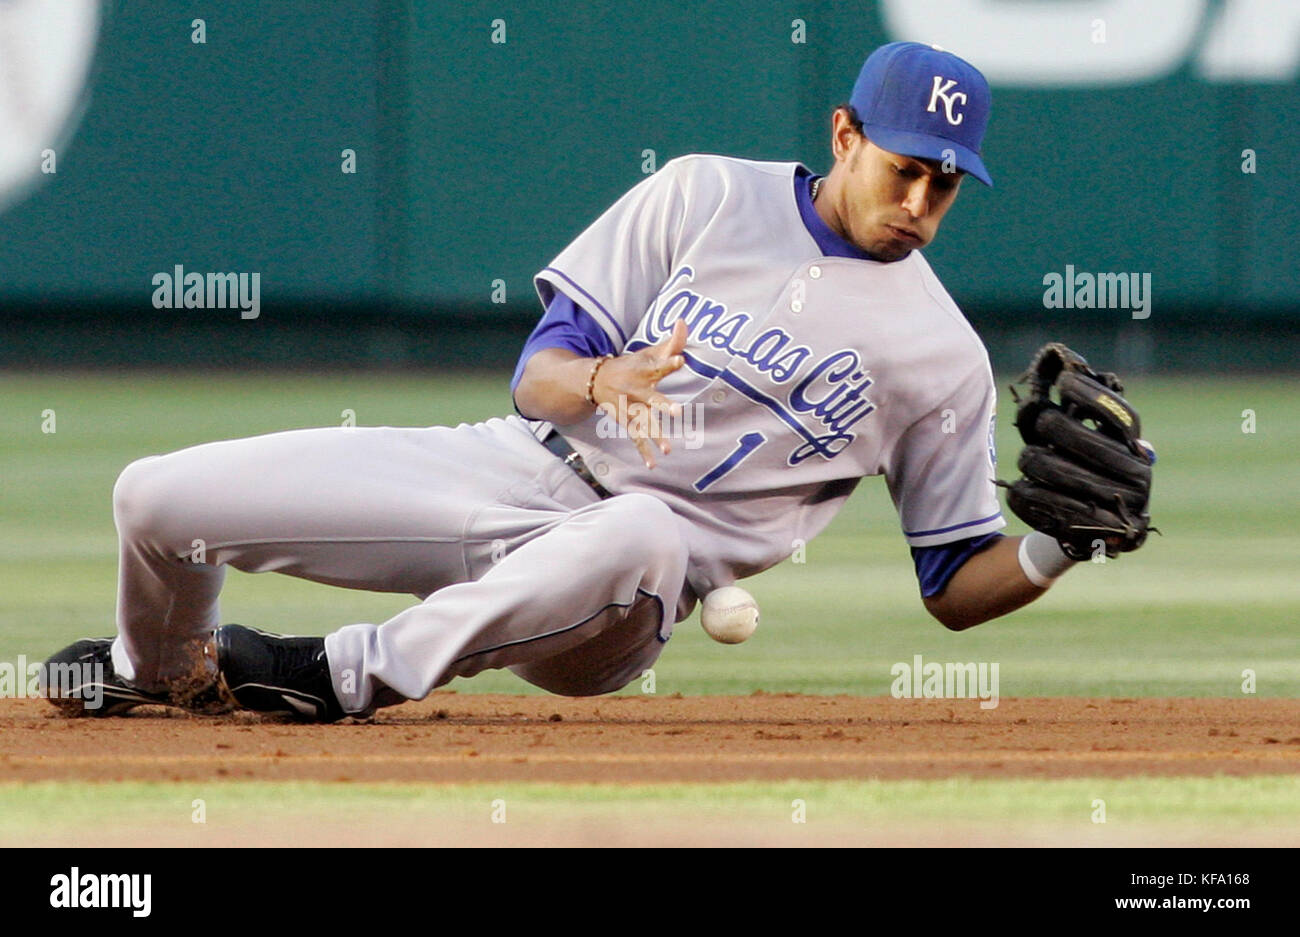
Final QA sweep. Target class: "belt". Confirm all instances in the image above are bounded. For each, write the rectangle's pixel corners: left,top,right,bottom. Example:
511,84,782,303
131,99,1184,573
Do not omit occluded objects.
541,428,613,499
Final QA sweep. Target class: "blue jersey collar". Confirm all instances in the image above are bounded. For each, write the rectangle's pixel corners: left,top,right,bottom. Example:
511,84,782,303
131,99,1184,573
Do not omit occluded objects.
794,166,887,263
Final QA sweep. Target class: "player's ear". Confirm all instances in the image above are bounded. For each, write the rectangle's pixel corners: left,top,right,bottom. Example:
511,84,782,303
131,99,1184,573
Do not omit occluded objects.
831,108,858,160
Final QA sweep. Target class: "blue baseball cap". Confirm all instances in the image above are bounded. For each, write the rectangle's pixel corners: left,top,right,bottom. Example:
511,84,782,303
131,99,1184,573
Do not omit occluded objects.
849,41,993,186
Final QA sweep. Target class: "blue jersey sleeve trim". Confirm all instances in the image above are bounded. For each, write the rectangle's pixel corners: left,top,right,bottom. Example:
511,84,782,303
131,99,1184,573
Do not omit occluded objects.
912,532,1005,599
537,266,629,344
511,293,618,398
904,512,1004,539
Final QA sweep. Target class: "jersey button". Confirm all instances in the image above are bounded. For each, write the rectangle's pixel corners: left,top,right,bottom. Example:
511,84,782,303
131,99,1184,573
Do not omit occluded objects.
791,300,803,313
809,265,822,279
594,463,610,477
711,389,727,403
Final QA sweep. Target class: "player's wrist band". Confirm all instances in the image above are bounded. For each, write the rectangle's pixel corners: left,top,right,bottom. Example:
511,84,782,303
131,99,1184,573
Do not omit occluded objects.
1018,531,1076,588
585,354,615,405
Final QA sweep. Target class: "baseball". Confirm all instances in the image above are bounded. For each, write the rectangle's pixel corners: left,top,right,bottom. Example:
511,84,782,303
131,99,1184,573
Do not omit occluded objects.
700,586,759,644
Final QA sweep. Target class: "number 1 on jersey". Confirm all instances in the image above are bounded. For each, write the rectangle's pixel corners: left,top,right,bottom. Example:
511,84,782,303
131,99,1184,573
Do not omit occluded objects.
693,431,766,492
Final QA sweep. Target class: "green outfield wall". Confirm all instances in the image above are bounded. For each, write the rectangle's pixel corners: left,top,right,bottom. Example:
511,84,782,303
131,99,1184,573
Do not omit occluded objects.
1,1,1296,368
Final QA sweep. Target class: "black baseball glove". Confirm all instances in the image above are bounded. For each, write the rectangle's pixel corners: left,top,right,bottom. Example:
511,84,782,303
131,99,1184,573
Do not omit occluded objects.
997,343,1156,560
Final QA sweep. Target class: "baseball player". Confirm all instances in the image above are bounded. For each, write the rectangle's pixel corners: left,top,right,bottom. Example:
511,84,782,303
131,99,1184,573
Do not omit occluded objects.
42,42,1153,720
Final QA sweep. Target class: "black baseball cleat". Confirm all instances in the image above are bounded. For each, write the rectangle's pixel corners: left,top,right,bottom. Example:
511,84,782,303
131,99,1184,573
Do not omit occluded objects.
214,625,348,723
41,638,166,716
40,636,229,717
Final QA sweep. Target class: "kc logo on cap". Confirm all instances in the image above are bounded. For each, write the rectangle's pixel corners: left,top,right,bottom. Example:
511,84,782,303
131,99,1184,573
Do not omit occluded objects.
926,77,968,126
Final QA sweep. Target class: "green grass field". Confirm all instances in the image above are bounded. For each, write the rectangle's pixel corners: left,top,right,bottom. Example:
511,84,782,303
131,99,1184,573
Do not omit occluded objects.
6,777,1300,847
2,370,1297,846
2,370,1297,697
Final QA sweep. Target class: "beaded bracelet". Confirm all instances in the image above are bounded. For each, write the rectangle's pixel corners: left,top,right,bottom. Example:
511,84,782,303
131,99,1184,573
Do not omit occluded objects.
585,354,615,405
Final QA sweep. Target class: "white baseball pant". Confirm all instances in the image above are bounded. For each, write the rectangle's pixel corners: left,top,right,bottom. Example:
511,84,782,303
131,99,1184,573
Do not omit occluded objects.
108,415,692,713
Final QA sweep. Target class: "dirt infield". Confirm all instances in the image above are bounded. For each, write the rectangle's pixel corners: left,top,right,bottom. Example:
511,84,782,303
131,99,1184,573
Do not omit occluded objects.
3,694,1299,783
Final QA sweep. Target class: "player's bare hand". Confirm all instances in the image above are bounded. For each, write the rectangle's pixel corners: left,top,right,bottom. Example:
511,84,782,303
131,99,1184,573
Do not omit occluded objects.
592,319,687,468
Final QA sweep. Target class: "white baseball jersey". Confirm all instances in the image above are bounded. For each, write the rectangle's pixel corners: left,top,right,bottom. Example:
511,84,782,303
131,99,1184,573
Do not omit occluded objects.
534,154,1005,596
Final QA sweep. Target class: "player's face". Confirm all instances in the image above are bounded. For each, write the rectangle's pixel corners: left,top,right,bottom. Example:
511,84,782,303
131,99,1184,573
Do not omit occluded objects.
828,112,964,262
